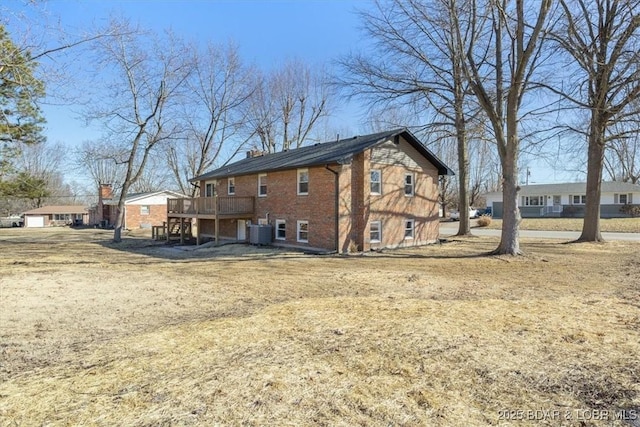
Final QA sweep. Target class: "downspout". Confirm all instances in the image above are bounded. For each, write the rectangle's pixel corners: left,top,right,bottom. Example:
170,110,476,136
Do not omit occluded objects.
325,165,340,254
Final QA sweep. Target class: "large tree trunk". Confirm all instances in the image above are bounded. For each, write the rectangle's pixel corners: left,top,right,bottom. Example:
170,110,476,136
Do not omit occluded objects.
577,126,605,242
455,104,471,236
112,182,130,243
493,106,522,255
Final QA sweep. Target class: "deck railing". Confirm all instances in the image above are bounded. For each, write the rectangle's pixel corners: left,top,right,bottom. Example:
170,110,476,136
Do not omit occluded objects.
168,196,254,216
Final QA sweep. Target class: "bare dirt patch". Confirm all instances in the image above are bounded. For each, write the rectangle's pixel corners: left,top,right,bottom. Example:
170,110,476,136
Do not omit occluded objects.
1,227,639,425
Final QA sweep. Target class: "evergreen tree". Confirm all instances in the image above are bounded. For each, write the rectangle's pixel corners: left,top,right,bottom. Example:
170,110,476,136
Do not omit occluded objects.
0,25,46,178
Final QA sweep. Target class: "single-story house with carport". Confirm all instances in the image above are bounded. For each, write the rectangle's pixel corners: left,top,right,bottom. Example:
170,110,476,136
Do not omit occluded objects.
22,205,89,227
484,181,639,218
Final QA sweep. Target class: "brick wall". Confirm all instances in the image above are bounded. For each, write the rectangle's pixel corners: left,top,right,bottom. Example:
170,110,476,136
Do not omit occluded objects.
125,204,167,229
204,166,337,250
195,136,441,252
363,142,440,250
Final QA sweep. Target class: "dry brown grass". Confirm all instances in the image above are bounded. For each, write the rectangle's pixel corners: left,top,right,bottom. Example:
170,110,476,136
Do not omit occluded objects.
486,217,640,233
1,227,639,426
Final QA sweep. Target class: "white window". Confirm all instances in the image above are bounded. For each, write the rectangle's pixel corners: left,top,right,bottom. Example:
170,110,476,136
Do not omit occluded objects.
370,221,381,243
404,173,414,196
404,219,415,239
572,195,586,205
258,174,267,197
205,182,215,197
297,220,309,243
615,193,631,204
140,205,150,215
297,169,309,195
228,177,235,195
275,220,286,240
523,196,544,206
370,170,381,195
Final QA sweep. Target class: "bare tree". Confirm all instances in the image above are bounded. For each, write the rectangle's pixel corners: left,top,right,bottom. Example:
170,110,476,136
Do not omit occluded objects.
246,59,332,153
604,121,640,184
461,0,553,255
548,0,640,242
85,21,192,242
75,139,125,193
165,41,254,196
337,0,481,235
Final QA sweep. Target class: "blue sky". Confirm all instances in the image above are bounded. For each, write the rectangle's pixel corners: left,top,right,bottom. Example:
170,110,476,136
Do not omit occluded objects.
3,0,577,185
5,0,371,153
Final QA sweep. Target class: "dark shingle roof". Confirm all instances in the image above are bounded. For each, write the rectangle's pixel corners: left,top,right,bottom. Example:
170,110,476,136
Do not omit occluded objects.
191,128,454,182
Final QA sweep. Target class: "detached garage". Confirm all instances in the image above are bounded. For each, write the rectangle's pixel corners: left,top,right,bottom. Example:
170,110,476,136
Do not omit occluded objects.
23,206,89,228
25,216,45,228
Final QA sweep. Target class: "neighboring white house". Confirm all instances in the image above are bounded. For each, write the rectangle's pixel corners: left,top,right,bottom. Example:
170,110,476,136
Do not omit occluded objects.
89,185,186,229
485,181,640,218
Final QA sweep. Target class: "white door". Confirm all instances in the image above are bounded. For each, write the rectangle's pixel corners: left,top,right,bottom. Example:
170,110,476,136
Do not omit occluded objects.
237,220,246,240
26,216,45,228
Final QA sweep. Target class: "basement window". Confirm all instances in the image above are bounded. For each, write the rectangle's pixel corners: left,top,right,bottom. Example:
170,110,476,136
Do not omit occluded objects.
404,219,415,239
370,221,381,243
297,220,309,243
275,220,286,240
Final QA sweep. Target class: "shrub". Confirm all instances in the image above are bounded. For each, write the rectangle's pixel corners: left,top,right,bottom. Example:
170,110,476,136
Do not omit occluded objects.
476,215,492,227
620,204,640,218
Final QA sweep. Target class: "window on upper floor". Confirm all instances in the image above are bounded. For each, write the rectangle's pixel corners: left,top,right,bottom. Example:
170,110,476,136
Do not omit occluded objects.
205,182,215,198
141,205,150,215
228,177,235,195
404,173,414,196
370,170,381,195
258,174,267,197
298,169,309,195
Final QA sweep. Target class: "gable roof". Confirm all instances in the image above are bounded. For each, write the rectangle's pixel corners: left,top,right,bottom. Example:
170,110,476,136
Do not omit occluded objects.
192,128,455,182
103,190,187,205
23,205,88,215
124,190,186,203
485,181,640,196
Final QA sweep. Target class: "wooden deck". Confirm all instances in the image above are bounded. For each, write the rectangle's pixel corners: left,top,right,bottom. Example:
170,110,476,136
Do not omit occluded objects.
167,196,255,218
166,196,255,245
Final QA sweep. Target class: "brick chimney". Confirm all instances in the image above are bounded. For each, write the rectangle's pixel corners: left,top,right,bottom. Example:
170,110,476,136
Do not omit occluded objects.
99,183,113,201
246,149,266,158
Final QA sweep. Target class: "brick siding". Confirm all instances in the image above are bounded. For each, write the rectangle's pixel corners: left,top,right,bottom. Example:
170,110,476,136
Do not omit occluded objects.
125,204,167,229
195,136,441,252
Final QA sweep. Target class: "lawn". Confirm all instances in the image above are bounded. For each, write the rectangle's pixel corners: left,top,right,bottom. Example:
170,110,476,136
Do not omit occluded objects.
484,217,640,233
1,228,639,426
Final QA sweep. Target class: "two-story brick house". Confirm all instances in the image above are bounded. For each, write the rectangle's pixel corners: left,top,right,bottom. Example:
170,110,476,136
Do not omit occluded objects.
167,128,454,252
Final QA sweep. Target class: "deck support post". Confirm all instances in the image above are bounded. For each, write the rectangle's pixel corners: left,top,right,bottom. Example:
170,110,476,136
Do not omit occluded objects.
180,217,185,244
214,195,220,246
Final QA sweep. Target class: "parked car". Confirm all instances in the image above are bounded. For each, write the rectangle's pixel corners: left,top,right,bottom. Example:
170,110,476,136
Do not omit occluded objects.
449,208,479,221
478,206,492,217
